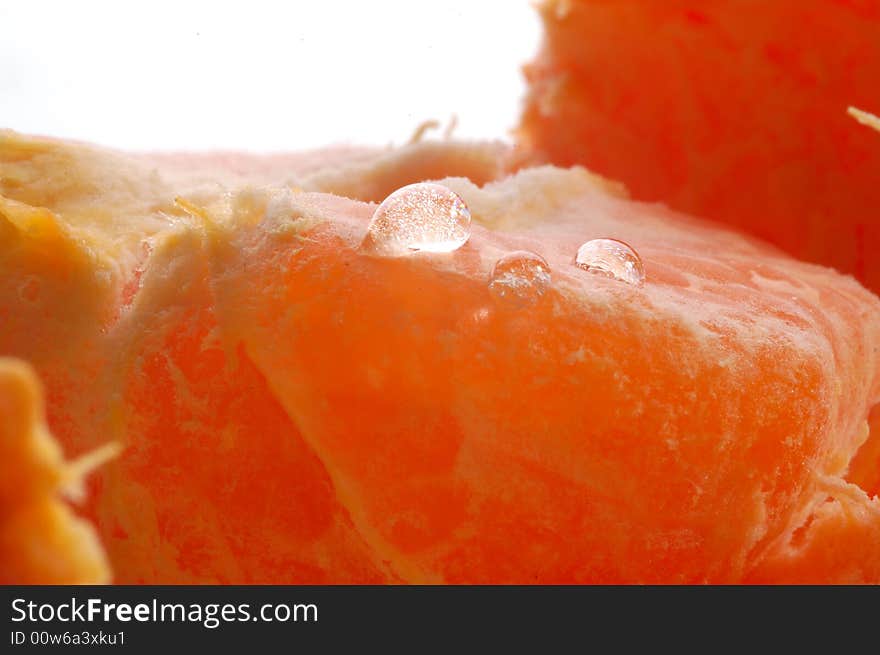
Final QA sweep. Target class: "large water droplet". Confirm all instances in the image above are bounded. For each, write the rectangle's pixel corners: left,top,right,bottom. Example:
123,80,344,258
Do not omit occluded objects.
489,250,552,306
574,238,645,286
363,182,471,255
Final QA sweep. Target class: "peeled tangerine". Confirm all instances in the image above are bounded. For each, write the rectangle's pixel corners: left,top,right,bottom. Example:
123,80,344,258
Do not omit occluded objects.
1,129,879,583
520,0,880,294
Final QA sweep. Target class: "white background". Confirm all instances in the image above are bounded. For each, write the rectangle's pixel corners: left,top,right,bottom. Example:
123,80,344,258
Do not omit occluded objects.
1,1,540,151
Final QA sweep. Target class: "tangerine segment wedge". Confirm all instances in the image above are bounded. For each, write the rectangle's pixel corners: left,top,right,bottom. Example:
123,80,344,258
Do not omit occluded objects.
520,0,880,291
205,166,880,583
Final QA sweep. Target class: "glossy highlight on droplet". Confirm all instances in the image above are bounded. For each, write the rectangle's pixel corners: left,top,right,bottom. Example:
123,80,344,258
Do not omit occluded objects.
574,238,645,286
362,182,471,255
488,250,552,306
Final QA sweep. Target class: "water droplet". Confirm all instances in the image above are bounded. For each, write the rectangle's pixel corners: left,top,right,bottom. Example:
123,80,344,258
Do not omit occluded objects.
363,183,471,255
574,238,645,287
489,250,552,306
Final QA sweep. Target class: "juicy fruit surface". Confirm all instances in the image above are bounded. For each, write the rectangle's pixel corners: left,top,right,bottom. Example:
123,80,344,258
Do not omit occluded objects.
0,358,109,584
2,131,880,582
520,0,880,292
209,173,880,583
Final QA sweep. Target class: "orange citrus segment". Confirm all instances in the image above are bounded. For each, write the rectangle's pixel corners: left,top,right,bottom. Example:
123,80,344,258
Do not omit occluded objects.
519,0,880,292
207,167,880,582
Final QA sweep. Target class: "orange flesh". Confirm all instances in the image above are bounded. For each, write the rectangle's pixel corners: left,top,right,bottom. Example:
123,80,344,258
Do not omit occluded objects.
519,0,880,293
205,175,880,583
2,131,879,582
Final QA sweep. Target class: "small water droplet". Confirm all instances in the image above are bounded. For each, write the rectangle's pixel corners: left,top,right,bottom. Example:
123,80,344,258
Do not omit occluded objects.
489,250,552,306
363,182,471,255
574,238,645,287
